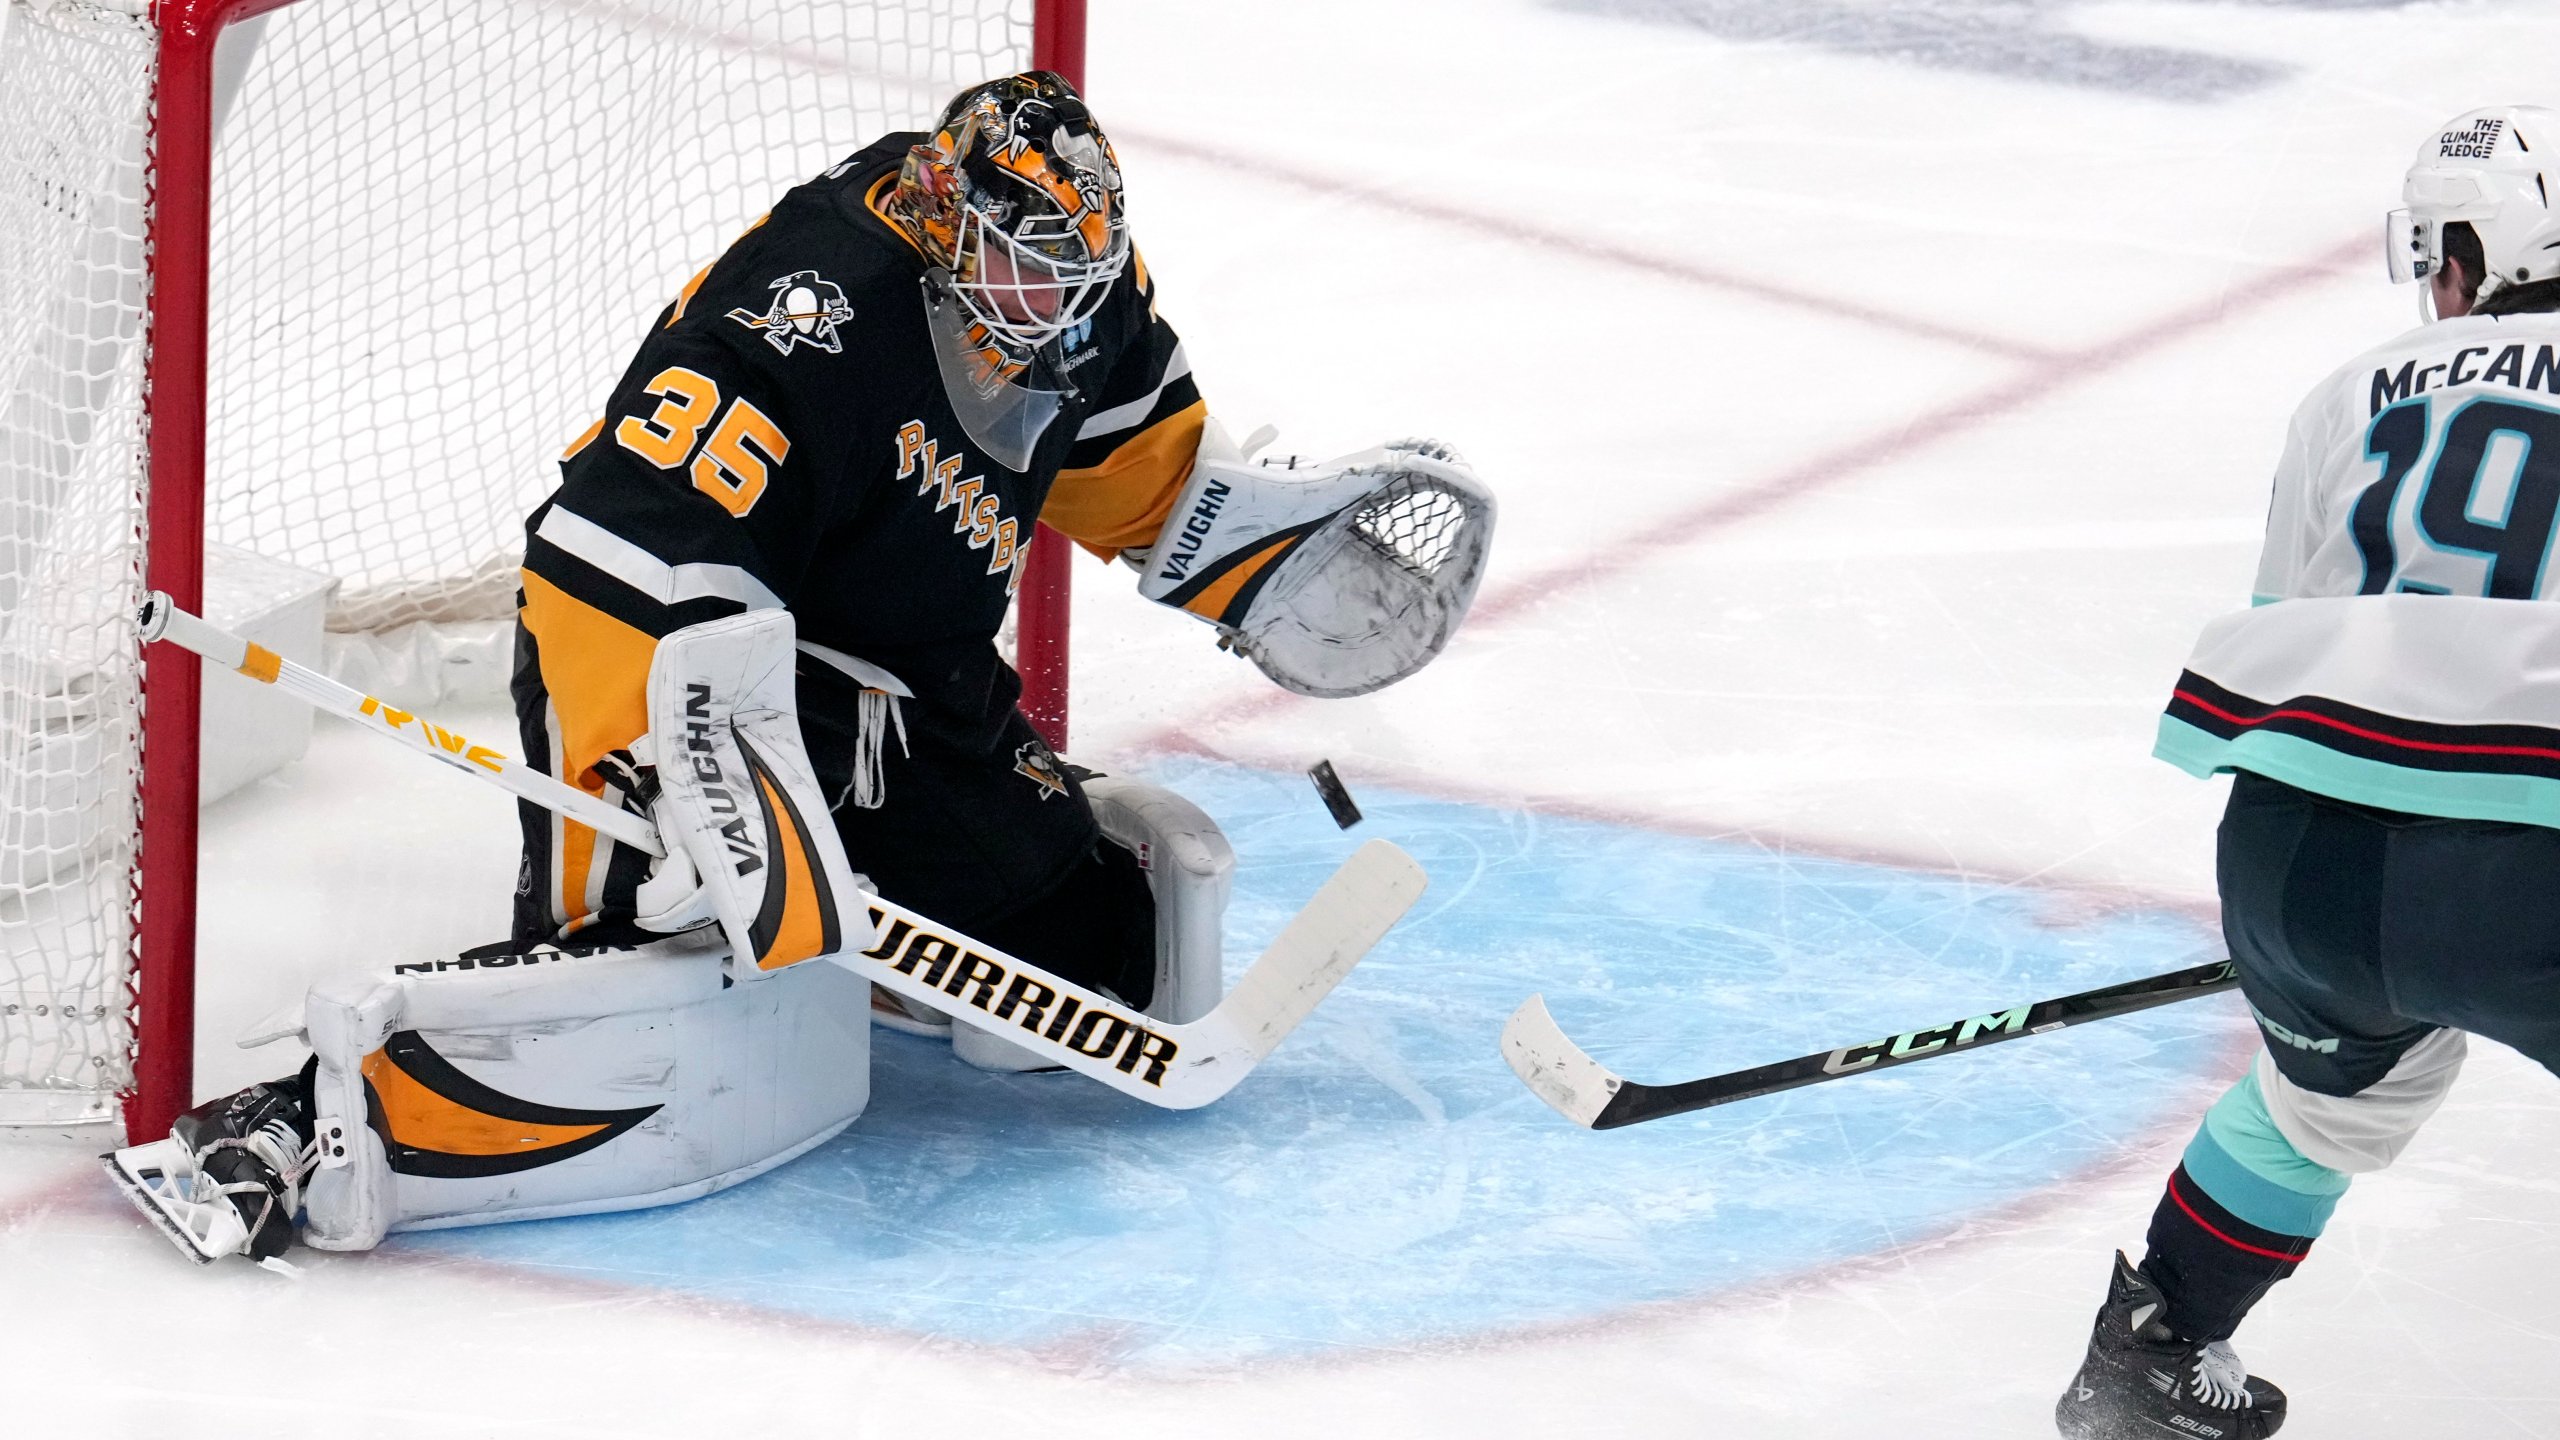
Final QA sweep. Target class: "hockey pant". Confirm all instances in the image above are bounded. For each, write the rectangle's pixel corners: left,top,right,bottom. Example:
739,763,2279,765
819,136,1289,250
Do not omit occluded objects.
2142,771,2560,1340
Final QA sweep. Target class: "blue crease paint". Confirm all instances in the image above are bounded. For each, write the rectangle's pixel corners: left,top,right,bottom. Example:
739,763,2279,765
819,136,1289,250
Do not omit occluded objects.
395,760,2233,1371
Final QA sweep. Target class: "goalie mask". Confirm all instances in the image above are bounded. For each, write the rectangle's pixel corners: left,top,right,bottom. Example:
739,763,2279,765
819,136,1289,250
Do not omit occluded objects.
894,72,1130,357
2387,106,2560,319
893,71,1129,467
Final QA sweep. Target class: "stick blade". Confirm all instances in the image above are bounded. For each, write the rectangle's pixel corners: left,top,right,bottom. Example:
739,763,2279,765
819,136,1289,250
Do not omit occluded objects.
1500,994,1623,1128
1212,838,1426,1064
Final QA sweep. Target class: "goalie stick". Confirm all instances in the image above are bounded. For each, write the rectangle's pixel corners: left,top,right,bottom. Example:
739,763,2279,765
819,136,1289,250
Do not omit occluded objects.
1502,958,2241,1130
141,593,1426,1111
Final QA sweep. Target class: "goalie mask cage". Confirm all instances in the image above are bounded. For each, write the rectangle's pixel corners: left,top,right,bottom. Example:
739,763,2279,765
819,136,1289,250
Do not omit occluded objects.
0,0,1084,1139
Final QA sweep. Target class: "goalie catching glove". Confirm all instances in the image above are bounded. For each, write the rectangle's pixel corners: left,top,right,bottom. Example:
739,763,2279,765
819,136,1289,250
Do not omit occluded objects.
1135,420,1495,698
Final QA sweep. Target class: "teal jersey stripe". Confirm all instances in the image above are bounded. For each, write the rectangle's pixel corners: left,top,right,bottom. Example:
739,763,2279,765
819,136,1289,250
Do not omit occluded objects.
2183,1070,2350,1238
2155,715,2560,829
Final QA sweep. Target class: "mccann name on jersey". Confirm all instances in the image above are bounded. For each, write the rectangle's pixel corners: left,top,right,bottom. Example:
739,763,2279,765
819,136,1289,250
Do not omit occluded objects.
2161,308,2560,830
2368,338,2560,413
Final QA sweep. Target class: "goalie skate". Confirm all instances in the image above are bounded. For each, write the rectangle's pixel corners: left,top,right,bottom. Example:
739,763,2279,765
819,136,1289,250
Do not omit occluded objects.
103,1138,270,1270
102,1077,317,1273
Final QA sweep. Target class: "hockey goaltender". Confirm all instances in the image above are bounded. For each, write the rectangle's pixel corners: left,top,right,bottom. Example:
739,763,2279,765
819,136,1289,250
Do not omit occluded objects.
108,71,1494,1270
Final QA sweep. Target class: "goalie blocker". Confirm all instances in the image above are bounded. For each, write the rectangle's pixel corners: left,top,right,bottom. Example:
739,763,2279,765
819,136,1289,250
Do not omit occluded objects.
620,608,867,977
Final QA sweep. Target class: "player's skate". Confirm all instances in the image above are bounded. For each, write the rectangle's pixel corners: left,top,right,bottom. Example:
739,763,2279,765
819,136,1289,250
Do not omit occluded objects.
2055,1252,2285,1439
103,1074,316,1271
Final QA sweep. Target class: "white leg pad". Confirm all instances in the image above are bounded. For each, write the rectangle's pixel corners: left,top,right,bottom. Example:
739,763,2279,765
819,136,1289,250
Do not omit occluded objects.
950,773,1232,1071
1087,773,1233,1025
300,935,869,1250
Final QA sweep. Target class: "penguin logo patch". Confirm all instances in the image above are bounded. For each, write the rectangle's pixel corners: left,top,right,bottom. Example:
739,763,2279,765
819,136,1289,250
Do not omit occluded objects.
1013,741,1069,801
728,270,855,356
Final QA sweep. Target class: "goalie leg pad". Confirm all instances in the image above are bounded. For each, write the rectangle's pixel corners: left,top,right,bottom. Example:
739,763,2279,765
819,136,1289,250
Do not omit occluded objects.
952,773,1233,1070
1085,772,1233,1025
300,935,869,1250
646,610,869,978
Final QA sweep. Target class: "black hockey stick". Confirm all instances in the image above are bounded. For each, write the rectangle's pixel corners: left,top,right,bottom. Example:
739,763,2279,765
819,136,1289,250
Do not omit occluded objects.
1501,958,2240,1130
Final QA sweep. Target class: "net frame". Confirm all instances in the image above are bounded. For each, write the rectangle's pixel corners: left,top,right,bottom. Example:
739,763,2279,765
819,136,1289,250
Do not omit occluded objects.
0,0,1082,1140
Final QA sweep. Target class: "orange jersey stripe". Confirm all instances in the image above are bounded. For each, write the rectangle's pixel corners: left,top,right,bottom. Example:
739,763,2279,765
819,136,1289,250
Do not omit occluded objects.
519,569,656,927
1045,398,1206,559
561,416,606,462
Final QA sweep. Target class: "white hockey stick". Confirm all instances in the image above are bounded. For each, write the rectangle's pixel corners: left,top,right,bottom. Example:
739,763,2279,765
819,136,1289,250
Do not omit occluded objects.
141,593,1427,1109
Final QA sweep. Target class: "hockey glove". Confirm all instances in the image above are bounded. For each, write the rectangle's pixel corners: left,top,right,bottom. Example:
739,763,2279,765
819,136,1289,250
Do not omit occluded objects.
1134,419,1496,698
639,611,870,977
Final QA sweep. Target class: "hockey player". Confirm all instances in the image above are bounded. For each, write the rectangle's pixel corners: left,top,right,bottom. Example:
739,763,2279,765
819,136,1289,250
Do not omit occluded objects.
2056,105,2560,1439
107,72,1492,1268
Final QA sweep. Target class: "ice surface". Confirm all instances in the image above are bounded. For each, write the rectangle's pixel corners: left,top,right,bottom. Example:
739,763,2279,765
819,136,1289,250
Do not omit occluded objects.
7,0,2560,1434
400,758,2233,1370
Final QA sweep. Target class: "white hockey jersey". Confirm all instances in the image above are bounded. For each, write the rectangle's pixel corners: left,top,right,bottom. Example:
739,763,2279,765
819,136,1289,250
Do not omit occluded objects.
2159,310,2560,827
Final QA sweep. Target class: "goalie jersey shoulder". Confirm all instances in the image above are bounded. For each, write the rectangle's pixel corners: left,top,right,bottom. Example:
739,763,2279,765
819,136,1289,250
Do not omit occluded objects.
644,133,943,416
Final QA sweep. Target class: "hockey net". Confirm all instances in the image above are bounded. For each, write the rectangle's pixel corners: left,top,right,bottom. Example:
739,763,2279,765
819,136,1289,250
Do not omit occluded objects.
0,0,1058,1126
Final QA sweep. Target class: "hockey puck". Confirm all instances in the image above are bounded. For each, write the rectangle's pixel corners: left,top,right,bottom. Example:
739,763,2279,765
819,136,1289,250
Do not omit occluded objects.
1308,760,1363,830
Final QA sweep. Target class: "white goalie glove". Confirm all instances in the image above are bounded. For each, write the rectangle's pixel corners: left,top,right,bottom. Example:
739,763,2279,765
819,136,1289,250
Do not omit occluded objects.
620,609,869,978
1134,420,1495,698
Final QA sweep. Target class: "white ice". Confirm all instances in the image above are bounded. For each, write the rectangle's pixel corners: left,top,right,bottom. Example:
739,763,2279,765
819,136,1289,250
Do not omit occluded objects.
6,0,2560,1434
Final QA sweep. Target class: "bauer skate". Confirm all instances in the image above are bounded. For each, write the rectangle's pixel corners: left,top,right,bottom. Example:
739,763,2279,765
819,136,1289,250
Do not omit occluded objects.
103,1074,317,1272
2055,1251,2285,1439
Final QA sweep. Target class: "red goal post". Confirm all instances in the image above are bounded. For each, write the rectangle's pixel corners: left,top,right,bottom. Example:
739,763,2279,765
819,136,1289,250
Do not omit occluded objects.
0,0,1084,1142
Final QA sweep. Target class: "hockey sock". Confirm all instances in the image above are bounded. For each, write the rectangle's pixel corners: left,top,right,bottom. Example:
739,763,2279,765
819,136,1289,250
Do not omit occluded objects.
2139,1069,2347,1341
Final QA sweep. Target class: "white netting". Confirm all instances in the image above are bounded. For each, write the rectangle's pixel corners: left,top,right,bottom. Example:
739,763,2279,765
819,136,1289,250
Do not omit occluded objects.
214,0,1032,635
0,0,1034,1120
0,0,156,1123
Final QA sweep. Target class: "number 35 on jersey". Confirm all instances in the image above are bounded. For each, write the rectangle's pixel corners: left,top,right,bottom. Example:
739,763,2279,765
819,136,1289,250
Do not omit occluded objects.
612,366,791,518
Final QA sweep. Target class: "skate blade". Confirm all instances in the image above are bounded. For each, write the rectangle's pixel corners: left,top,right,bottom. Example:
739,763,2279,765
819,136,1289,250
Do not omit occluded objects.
100,1141,246,1266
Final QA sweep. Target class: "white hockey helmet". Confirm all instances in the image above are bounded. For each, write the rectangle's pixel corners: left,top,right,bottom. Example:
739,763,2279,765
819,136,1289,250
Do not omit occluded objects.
2387,105,2560,317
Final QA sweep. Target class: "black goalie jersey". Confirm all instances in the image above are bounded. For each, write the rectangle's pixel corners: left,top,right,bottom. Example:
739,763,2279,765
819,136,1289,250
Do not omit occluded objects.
511,133,1205,945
